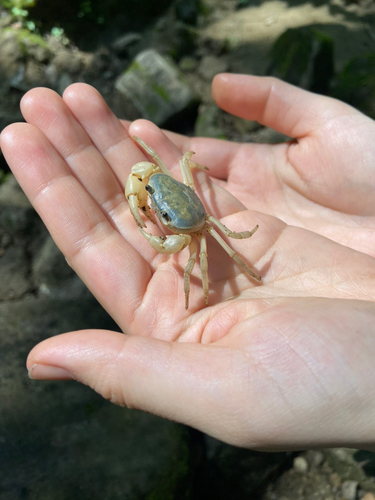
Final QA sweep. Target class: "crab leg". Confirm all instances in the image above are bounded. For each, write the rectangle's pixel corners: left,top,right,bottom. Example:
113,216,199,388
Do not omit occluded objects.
207,215,259,240
206,226,261,282
197,233,209,305
180,151,209,191
132,136,172,176
184,239,198,310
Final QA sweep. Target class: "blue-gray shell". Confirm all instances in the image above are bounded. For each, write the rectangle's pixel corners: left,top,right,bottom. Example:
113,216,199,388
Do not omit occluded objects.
147,173,206,233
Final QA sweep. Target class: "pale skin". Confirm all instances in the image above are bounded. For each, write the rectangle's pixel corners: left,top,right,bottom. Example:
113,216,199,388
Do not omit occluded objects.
1,74,375,451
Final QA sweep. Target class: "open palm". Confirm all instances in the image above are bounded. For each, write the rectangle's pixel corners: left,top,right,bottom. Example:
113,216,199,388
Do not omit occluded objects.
2,74,375,450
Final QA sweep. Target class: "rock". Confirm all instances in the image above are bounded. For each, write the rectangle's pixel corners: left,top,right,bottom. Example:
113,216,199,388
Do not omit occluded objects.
341,480,358,500
175,0,201,24
0,175,45,300
52,48,83,75
293,456,309,474
0,104,21,137
24,59,49,87
57,72,74,95
194,104,226,138
90,47,112,73
0,174,30,208
197,54,228,81
44,62,59,87
330,472,342,488
0,213,30,299
331,53,375,120
204,435,292,498
32,235,90,299
20,34,52,63
114,49,196,125
8,64,29,91
305,450,325,468
0,245,31,300
267,26,334,95
0,10,13,29
179,55,199,72
0,298,195,499
111,32,142,56
126,17,197,62
0,29,24,93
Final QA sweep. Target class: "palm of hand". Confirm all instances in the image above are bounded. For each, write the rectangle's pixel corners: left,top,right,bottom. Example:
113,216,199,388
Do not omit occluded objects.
1,74,375,449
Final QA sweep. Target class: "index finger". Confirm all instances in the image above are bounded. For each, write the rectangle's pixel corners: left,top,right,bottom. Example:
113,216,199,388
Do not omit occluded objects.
0,123,151,329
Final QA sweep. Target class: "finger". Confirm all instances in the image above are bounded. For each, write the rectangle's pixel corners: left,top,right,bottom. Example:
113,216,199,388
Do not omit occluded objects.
21,87,125,225
20,85,145,234
25,297,375,450
129,118,245,181
0,123,150,327
212,73,359,138
26,329,254,446
27,296,375,451
62,84,145,183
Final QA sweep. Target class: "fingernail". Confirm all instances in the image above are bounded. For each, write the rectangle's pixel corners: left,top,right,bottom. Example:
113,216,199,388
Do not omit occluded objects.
28,363,74,380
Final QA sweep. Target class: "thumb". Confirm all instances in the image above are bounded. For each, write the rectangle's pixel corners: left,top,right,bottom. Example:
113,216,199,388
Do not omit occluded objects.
212,73,354,138
27,330,248,444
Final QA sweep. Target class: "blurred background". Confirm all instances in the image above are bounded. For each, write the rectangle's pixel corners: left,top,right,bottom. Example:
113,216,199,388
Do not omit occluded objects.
0,0,375,498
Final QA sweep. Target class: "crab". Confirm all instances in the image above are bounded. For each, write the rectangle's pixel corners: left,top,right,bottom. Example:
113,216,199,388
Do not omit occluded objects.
125,136,261,309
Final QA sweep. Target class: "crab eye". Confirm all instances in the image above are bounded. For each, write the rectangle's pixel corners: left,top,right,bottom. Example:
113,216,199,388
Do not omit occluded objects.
145,185,155,194
162,212,171,222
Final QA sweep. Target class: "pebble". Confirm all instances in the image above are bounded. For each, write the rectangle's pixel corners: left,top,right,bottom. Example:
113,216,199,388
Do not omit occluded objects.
197,55,228,81
329,472,341,489
293,456,309,473
341,480,358,500
305,450,325,468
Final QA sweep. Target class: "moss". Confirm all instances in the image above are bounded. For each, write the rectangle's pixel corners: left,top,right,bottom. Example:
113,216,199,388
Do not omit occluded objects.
124,59,142,74
152,84,170,101
3,26,48,55
267,27,334,95
332,53,375,119
145,102,160,118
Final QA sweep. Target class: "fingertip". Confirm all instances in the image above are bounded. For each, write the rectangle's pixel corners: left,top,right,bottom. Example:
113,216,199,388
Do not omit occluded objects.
129,119,183,168
0,122,36,155
212,72,232,105
62,82,101,103
128,119,157,140
0,122,19,146
20,87,60,113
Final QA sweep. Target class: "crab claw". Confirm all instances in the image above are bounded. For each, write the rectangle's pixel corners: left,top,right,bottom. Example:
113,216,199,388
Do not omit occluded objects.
139,228,191,254
125,174,156,227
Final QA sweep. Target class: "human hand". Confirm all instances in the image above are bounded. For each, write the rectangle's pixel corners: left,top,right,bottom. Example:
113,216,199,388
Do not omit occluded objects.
1,75,374,450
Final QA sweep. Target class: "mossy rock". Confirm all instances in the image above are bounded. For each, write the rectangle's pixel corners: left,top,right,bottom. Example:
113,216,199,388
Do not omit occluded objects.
194,104,226,139
267,26,334,95
114,49,195,125
331,53,375,119
175,0,201,25
4,27,48,53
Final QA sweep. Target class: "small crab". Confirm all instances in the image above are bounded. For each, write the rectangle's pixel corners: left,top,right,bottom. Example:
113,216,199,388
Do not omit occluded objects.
126,136,261,309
